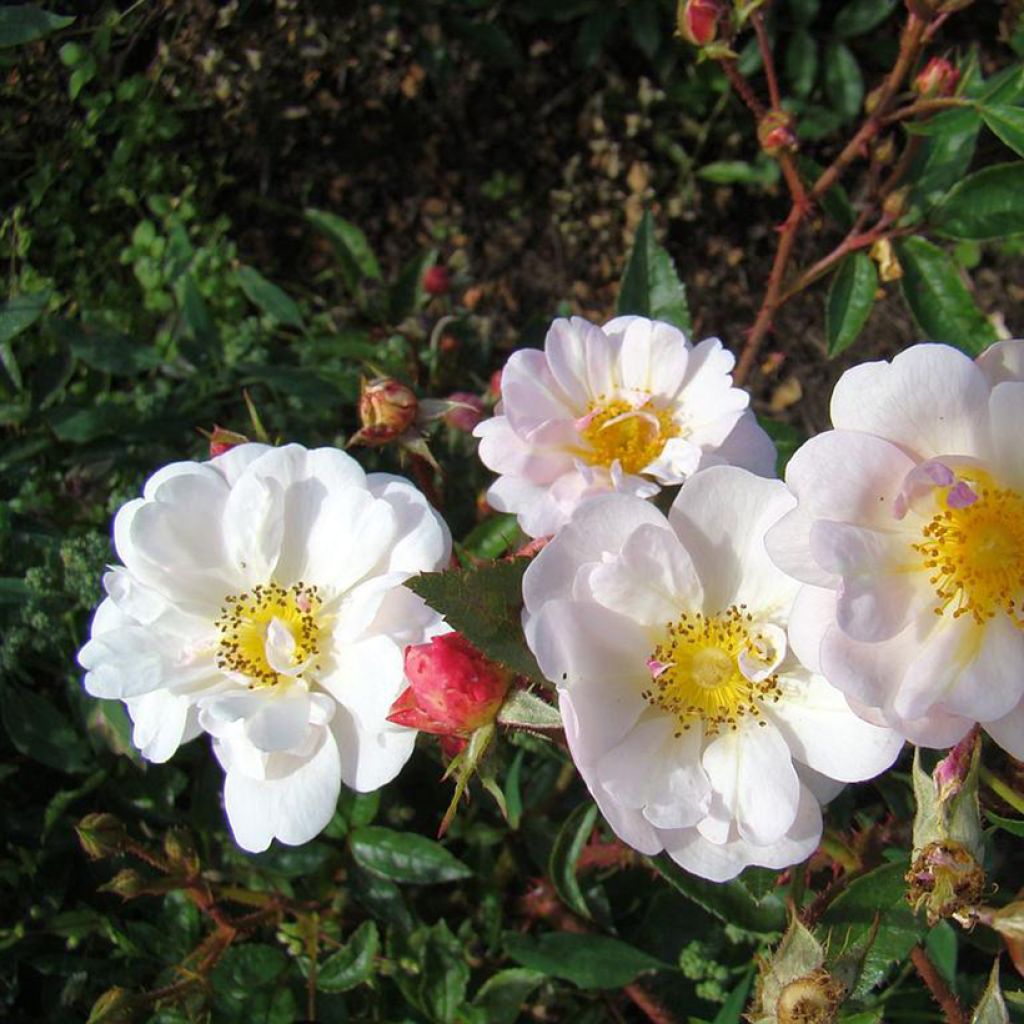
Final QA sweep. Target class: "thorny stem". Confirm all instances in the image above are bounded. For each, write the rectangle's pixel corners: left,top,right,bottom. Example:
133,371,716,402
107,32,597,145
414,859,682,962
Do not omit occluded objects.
731,12,930,385
910,945,967,1024
720,59,766,119
980,765,1024,816
752,11,781,110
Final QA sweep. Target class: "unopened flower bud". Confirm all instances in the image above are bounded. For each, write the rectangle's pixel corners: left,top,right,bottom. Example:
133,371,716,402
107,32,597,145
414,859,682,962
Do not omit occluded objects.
350,377,418,447
207,425,249,458
906,839,985,925
388,632,511,738
864,85,885,115
872,137,896,166
777,970,845,1024
914,57,959,99
87,986,137,1024
444,392,485,432
424,265,452,296
677,0,722,46
759,110,798,157
882,187,909,221
76,813,127,860
163,827,199,873
933,728,976,804
100,868,148,900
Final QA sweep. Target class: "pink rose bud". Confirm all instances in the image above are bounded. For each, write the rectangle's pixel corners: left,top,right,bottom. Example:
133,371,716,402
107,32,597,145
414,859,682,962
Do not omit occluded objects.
444,391,485,432
488,368,503,399
677,0,722,47
758,110,798,157
208,425,249,458
423,265,451,297
349,377,418,447
914,57,959,99
388,633,511,737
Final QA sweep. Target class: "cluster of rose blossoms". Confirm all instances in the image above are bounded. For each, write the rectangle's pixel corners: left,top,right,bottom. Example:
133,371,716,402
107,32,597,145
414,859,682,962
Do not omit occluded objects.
79,316,1024,881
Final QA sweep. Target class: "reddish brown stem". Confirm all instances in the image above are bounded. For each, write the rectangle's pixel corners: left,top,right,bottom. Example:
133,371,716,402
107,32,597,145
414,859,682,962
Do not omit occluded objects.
721,59,766,119
752,11,781,110
911,945,967,1024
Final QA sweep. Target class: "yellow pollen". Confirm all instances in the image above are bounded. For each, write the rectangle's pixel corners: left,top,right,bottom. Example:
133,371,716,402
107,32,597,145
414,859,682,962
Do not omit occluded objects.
913,481,1024,626
215,581,323,687
642,606,781,738
578,396,678,475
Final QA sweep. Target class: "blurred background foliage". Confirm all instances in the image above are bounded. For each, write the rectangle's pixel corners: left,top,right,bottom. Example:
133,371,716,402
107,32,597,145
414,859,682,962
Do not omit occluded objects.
2,1,1024,1021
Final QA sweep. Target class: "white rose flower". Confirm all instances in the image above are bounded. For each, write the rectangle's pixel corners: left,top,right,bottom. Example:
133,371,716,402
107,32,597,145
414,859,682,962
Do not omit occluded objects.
473,315,776,537
523,467,902,881
78,443,451,851
766,341,1024,757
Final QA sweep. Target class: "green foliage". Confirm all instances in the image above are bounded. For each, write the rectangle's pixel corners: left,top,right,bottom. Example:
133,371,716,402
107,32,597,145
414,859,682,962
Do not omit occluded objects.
617,210,692,333
826,253,877,357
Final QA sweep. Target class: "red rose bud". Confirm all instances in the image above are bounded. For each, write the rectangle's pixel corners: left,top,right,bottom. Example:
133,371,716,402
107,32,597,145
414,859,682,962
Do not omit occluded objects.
444,391,485,432
423,265,451,296
388,633,511,737
914,57,959,99
677,0,722,46
208,425,249,458
350,377,418,447
488,368,503,400
758,110,798,157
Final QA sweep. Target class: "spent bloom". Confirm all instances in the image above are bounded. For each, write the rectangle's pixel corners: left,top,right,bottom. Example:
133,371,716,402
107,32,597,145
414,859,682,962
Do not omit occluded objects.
766,341,1024,757
523,467,902,881
78,443,450,851
388,632,511,739
474,315,775,537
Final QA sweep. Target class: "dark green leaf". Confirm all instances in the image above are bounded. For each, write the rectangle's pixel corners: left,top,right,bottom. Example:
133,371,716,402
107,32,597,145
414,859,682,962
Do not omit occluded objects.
897,237,999,355
388,248,437,323
906,112,981,213
649,855,787,933
306,209,382,290
67,326,161,375
0,680,92,773
985,811,1024,837
932,164,1024,240
48,403,131,443
820,860,927,998
798,157,854,229
349,826,472,884
176,274,215,345
789,0,820,26
318,921,379,993
0,577,31,604
0,5,74,47
826,252,878,357
979,104,1024,158
549,802,599,919
421,920,470,1023
211,944,296,1024
0,289,51,344
473,968,545,1024
977,64,1024,105
237,266,304,329
713,968,755,1024
925,921,958,990
617,210,691,332
786,30,818,100
626,0,661,60
503,931,665,989
903,107,979,138
832,0,896,38
406,560,546,686
824,42,864,122
573,8,618,69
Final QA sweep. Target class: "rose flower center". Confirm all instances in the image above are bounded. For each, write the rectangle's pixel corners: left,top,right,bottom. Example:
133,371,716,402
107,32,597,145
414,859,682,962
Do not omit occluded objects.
578,396,677,475
643,606,782,737
914,479,1024,626
216,582,324,687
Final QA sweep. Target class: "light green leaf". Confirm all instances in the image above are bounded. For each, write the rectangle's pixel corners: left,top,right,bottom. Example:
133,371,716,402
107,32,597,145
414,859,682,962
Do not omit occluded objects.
458,514,523,561
617,210,691,332
0,5,74,47
906,112,981,212
824,42,864,122
826,252,877,357
985,810,1024,837
317,920,379,993
714,969,755,1024
0,681,92,774
548,802,598,919
503,931,665,989
972,959,1009,1024
349,826,472,884
697,159,780,186
236,266,304,329
833,0,897,38
306,208,382,290
896,237,999,355
932,163,1024,240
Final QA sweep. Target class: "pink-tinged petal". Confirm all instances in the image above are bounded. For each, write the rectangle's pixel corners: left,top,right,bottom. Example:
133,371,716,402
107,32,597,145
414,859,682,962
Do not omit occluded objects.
523,494,668,612
221,727,342,851
560,692,663,855
766,673,904,782
829,344,992,460
662,785,822,882
787,585,837,674
983,697,1024,759
702,721,800,845
476,415,575,483
706,411,778,478
989,381,1024,489
669,466,797,614
976,338,1024,386
586,523,702,627
499,347,575,433
545,317,614,407
766,507,838,590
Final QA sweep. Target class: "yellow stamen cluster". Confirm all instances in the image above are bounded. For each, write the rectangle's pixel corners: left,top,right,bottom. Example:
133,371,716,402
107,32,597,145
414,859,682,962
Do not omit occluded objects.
216,582,323,687
578,396,678,475
642,606,781,737
914,482,1024,626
